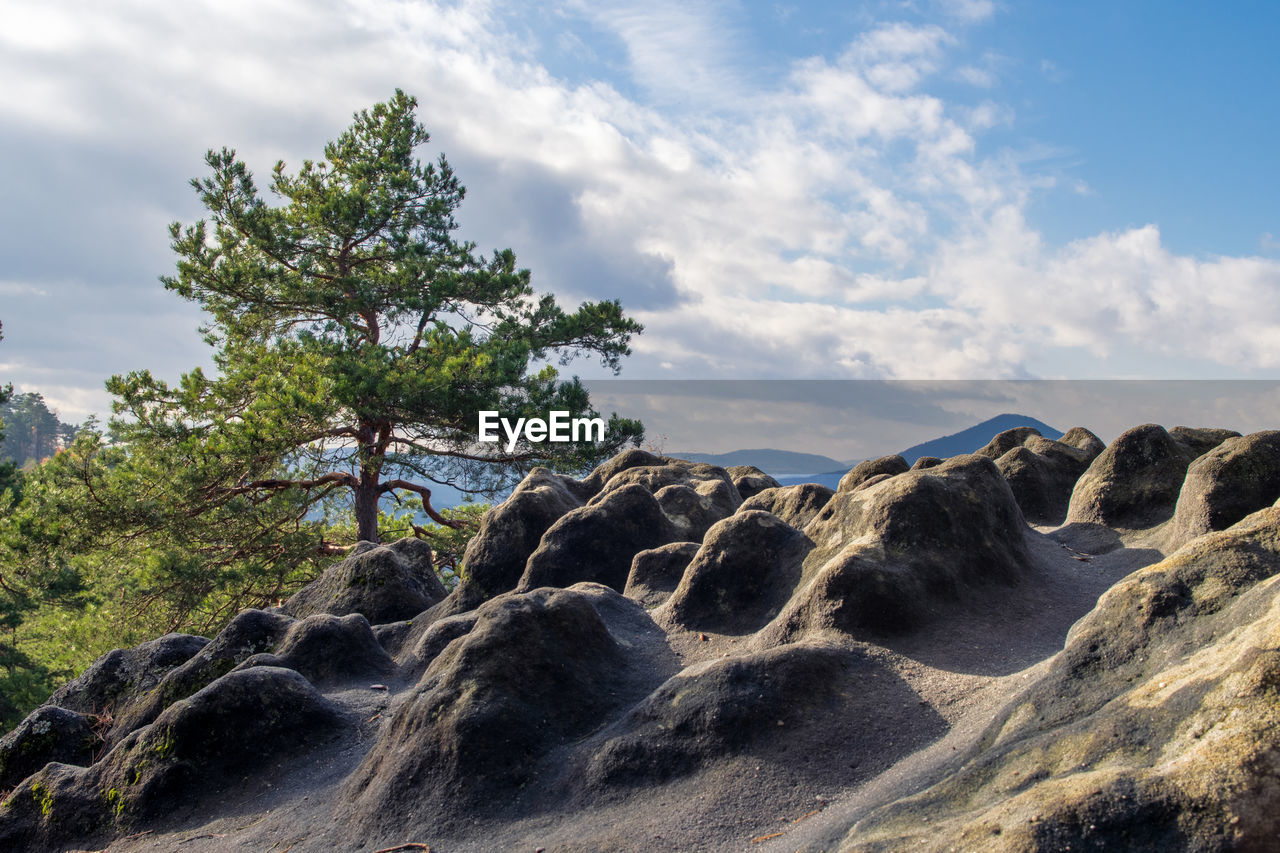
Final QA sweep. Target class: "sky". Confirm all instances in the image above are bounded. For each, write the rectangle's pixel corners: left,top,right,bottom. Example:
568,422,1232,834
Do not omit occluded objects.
2,0,1280,441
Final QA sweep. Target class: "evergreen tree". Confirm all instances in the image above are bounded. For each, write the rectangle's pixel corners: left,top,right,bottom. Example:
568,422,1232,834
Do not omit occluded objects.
109,90,642,546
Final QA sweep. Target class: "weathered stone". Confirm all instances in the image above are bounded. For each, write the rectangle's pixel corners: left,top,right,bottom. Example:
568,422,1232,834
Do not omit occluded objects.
623,542,701,609
837,455,910,493
518,484,679,593
1166,430,1280,549
726,465,781,500
661,511,811,634
285,537,446,625
0,707,97,790
739,482,835,529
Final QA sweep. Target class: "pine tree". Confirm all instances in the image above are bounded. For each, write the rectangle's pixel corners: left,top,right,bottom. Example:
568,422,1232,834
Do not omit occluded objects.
108,90,642,546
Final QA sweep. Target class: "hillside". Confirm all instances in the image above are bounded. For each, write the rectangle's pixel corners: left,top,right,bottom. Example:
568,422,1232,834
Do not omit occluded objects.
3,424,1280,852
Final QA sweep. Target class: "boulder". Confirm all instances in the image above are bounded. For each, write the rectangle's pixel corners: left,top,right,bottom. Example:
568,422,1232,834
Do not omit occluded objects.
1059,425,1106,457
339,587,662,833
578,448,667,494
976,426,1046,460
0,668,346,851
586,642,945,789
623,542,701,609
44,633,209,717
739,482,835,529
837,455,909,493
107,608,295,746
1166,430,1280,549
1066,424,1200,528
251,613,395,687
518,483,679,592
452,467,585,603
0,707,97,790
284,537,446,625
653,484,728,542
910,456,943,470
661,511,811,634
1168,425,1241,458
760,455,1030,643
985,427,1103,525
725,465,781,500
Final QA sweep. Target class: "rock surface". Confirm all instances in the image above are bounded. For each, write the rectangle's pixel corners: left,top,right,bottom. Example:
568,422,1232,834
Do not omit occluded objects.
4,428,1279,853
284,537,446,624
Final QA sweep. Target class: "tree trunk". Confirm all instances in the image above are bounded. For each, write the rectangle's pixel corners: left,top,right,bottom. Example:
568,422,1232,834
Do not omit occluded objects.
354,472,381,543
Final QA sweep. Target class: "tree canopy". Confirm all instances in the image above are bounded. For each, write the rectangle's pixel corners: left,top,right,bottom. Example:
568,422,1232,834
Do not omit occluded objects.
108,90,643,546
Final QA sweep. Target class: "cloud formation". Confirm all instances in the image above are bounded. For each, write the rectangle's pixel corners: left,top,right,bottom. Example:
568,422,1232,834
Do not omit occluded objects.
1,0,1278,421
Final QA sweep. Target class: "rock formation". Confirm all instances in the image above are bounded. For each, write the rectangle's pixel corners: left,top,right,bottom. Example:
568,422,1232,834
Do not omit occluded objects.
3,428,1279,853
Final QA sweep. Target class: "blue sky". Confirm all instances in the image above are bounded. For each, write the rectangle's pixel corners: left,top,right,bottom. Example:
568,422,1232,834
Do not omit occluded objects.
2,0,1279,424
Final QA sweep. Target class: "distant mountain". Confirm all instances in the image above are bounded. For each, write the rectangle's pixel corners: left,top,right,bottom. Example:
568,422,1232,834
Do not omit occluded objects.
666,448,847,476
898,413,1062,464
773,414,1063,490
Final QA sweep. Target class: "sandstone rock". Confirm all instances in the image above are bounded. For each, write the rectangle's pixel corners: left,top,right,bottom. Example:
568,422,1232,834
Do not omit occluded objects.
984,427,1103,525
243,613,395,687
586,642,944,789
739,482,835,529
623,542,701,609
107,608,295,746
44,633,208,718
1166,430,1280,549
837,455,909,492
725,464,781,500
653,484,725,542
285,537,446,625
518,483,678,593
832,505,1280,852
0,707,97,790
1168,425,1241,458
661,511,811,634
339,587,666,833
450,467,585,604
578,448,667,494
0,668,346,851
1066,424,1198,528
976,426,1045,460
760,454,1029,643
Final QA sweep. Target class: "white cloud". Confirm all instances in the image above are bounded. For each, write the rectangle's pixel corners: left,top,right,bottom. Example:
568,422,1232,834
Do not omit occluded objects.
0,0,1277,415
939,0,997,22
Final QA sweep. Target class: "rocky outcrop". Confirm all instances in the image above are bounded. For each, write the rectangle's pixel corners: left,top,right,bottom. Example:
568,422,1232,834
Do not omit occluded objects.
1165,430,1280,549
661,511,811,634
106,608,295,746
0,707,97,791
980,427,1104,525
759,454,1030,644
518,484,679,592
237,613,395,687
44,633,208,717
623,542,701,609
285,537,446,625
339,585,672,835
6,430,1280,853
837,454,910,492
447,467,584,606
0,667,347,851
830,504,1280,852
1066,423,1235,528
739,482,835,529
585,642,945,789
726,465,781,500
